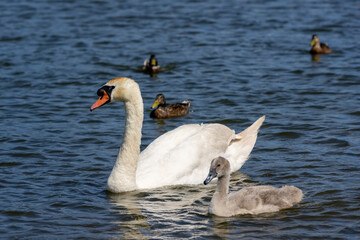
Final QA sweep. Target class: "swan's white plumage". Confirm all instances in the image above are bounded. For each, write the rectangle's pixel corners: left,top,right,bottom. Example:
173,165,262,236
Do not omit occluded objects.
91,77,265,192
136,123,235,188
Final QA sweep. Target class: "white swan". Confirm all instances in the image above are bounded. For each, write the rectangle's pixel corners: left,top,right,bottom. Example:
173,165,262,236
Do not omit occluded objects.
204,157,303,217
90,77,265,193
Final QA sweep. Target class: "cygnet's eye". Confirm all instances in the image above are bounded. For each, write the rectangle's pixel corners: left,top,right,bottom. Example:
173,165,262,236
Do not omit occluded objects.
217,164,221,167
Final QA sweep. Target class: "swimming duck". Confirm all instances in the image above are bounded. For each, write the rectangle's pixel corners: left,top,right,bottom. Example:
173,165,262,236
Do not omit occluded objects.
204,157,303,217
143,54,162,73
90,77,265,192
310,34,332,54
150,94,190,119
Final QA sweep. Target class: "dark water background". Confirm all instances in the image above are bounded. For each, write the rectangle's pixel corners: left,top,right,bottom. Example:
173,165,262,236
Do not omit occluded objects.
1,0,359,239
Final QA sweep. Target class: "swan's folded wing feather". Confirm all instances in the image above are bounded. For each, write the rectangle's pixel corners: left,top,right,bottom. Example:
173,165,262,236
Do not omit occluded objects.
136,124,234,189
224,116,265,172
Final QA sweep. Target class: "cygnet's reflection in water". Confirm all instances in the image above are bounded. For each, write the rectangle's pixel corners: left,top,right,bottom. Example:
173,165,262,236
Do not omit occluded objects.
208,171,256,238
107,171,249,239
210,211,287,239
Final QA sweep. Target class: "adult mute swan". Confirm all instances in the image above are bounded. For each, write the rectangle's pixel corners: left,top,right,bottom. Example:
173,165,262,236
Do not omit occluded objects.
204,157,303,217
90,77,265,193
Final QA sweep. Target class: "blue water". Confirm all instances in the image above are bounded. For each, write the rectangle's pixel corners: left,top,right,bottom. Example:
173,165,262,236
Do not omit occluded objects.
1,0,359,239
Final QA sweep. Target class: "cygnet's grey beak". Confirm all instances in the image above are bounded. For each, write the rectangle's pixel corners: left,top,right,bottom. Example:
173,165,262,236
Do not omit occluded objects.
204,169,217,185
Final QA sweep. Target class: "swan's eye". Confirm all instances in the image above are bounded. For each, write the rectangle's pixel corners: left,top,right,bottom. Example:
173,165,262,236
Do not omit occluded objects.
217,164,221,167
97,89,105,97
97,85,115,98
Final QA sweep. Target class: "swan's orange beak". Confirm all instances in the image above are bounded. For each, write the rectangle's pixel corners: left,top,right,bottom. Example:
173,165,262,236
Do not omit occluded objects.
90,90,110,111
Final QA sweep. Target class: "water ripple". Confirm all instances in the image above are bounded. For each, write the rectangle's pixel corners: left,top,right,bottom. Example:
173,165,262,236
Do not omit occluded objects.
1,0,360,239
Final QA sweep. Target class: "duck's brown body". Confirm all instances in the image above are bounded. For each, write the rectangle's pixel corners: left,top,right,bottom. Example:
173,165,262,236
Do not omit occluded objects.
143,64,162,73
310,34,332,54
143,55,162,73
150,102,190,119
150,94,190,119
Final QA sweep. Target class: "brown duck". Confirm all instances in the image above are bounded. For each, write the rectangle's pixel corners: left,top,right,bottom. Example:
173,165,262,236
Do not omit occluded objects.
143,54,162,73
150,94,190,119
310,34,332,54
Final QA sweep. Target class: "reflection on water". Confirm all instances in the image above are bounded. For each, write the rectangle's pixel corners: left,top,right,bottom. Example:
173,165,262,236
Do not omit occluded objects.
107,192,149,239
311,54,321,62
107,186,211,238
143,70,159,78
1,0,360,238
210,217,232,238
107,172,250,238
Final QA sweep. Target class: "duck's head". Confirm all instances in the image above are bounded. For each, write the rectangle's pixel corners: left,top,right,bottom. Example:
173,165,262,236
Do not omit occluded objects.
204,157,231,185
90,77,140,111
150,55,157,66
151,94,166,109
311,34,320,47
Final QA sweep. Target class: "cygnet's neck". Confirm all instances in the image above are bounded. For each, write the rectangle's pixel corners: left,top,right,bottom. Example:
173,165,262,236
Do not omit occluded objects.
212,174,230,205
107,95,144,192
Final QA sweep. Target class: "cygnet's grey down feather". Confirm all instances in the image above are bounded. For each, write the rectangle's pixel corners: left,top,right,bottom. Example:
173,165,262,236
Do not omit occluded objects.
204,157,303,217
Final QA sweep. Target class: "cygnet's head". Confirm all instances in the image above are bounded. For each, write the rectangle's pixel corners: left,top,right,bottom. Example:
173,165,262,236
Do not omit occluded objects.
90,77,140,111
204,157,231,185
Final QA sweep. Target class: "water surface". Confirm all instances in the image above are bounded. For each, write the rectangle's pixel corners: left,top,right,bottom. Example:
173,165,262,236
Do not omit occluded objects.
0,0,359,239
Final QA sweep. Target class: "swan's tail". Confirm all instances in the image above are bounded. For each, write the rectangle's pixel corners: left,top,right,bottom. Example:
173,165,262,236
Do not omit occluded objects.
224,115,265,172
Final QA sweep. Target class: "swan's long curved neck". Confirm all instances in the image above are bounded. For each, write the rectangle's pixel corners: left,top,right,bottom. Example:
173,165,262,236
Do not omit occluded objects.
107,96,143,192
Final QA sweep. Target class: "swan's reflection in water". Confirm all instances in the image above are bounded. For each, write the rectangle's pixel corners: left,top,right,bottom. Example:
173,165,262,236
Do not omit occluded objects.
107,191,150,238
107,172,250,238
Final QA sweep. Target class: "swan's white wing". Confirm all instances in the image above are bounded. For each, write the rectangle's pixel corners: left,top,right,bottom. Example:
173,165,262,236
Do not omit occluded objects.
224,115,265,172
136,124,235,189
